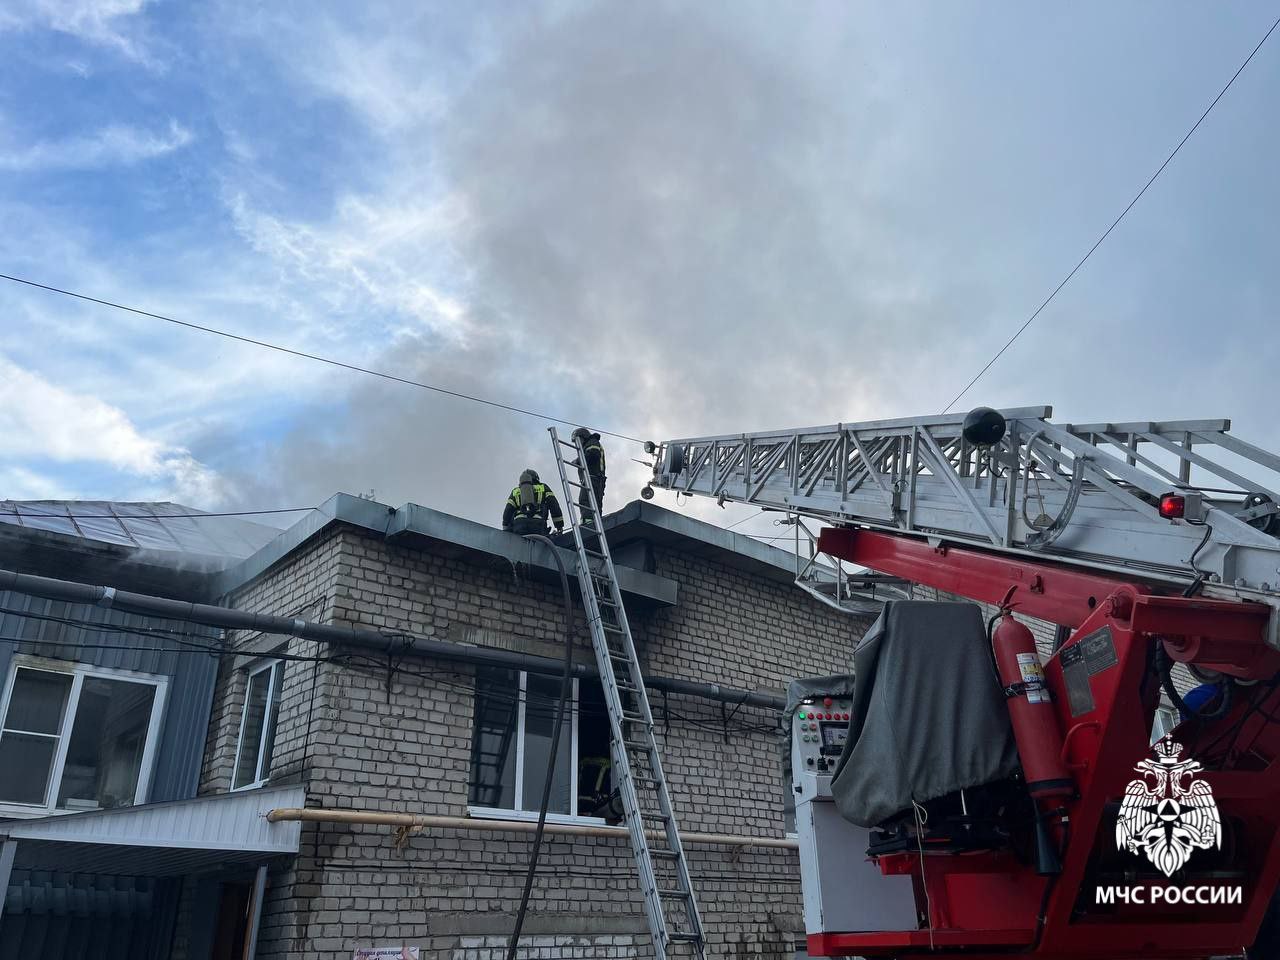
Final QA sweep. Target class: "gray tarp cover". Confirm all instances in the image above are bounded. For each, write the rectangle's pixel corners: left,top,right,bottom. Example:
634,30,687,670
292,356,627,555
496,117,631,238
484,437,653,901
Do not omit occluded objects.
830,600,1019,828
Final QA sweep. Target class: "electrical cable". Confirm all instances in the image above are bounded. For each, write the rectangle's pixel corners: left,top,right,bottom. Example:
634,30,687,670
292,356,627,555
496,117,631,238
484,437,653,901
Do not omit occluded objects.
0,273,645,446
941,12,1280,415
1183,522,1214,597
506,533,576,960
0,602,782,733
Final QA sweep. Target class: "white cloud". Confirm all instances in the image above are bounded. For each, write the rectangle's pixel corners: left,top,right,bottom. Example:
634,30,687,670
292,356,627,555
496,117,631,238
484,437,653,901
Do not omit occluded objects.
0,119,192,172
225,189,471,341
0,0,159,66
0,465,78,501
0,355,230,505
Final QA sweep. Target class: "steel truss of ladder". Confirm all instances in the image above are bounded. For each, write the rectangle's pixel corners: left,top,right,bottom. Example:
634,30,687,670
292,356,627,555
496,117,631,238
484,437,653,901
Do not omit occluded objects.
649,406,1280,622
549,427,707,960
780,516,914,615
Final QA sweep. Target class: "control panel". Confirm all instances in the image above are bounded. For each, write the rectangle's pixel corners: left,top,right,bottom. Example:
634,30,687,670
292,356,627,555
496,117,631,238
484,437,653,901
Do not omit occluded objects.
790,687,919,937
792,695,852,785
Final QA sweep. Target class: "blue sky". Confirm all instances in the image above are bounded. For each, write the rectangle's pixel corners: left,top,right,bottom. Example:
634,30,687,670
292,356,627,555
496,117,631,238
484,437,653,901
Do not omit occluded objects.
1,2,1278,536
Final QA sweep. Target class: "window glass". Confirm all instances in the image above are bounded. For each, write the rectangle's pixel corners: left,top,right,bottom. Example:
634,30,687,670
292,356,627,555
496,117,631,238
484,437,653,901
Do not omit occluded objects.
4,669,72,734
0,733,61,805
469,668,519,809
521,673,573,814
0,669,73,806
259,665,285,781
56,677,156,810
1151,705,1179,744
469,668,593,818
233,664,281,790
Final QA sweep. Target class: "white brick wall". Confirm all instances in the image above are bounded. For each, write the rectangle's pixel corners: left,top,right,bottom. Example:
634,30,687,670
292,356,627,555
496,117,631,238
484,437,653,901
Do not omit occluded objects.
199,525,854,959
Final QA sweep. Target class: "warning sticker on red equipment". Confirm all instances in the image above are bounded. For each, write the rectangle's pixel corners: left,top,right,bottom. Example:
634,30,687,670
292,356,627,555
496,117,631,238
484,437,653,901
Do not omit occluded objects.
1060,627,1117,716
1016,652,1050,703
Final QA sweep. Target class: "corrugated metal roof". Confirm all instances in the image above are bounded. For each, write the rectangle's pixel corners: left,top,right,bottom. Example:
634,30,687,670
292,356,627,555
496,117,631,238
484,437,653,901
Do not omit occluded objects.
0,500,283,562
2,783,304,853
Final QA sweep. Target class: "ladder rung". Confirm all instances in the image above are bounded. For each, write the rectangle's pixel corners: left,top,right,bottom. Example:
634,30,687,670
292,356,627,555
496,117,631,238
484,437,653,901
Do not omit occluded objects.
623,738,652,752
668,932,703,942
656,888,691,899
649,849,681,860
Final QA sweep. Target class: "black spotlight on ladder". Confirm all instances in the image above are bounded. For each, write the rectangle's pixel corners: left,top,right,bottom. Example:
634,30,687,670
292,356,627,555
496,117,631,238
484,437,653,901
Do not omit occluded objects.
962,407,1007,448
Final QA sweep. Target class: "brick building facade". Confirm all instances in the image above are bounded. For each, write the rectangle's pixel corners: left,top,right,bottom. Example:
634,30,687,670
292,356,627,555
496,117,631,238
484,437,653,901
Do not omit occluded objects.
194,500,871,960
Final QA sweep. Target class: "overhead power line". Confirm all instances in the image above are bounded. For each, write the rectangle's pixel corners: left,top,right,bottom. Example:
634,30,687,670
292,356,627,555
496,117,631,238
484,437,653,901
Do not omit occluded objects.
0,274,646,446
942,13,1280,415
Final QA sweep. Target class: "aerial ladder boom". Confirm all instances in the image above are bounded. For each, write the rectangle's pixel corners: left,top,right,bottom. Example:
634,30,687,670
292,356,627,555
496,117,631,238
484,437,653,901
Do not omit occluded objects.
645,405,1280,959
647,405,1280,637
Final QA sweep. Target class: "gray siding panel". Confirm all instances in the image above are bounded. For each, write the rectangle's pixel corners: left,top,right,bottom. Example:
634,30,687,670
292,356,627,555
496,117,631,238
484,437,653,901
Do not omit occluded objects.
0,590,220,803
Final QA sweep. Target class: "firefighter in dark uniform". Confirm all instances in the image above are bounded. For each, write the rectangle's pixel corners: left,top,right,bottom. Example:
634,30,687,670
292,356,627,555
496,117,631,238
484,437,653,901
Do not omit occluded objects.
572,427,606,526
502,469,565,535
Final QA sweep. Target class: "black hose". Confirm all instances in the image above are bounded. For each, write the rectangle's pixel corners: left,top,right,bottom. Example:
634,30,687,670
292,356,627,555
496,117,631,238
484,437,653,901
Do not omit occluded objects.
506,534,577,960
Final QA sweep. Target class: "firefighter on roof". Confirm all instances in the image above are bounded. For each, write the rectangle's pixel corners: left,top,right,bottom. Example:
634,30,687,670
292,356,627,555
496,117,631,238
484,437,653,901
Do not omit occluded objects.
572,427,607,526
503,469,564,536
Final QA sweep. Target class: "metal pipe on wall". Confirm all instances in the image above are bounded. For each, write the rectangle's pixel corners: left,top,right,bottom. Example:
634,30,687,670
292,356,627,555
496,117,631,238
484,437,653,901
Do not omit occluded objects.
265,807,799,851
0,567,786,711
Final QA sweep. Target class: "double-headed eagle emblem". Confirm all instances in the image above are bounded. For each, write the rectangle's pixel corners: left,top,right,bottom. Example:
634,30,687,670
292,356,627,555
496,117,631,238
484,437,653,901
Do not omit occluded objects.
1116,738,1221,877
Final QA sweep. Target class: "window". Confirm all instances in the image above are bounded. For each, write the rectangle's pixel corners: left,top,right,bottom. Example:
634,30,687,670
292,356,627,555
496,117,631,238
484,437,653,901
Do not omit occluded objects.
468,667,612,821
1151,704,1179,744
0,660,167,815
232,660,284,790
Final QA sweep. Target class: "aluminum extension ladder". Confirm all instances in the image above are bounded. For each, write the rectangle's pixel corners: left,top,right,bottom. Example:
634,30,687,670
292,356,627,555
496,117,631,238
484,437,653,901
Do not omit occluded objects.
549,427,708,960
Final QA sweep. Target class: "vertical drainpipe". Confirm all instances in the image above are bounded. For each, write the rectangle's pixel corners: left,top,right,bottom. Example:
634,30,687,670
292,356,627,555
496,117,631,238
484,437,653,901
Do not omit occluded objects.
243,864,268,960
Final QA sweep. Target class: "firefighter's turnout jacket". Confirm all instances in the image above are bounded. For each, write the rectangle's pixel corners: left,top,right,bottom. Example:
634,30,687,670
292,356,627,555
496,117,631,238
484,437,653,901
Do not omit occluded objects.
503,479,564,535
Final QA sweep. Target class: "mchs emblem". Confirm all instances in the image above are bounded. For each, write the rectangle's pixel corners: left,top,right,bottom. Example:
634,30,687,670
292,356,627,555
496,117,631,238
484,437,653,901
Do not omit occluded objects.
1116,739,1222,877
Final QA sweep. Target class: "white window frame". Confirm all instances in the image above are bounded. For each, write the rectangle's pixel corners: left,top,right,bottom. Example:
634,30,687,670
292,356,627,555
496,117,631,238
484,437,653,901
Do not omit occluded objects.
468,671,605,825
231,659,284,792
0,656,168,818
1151,704,1179,744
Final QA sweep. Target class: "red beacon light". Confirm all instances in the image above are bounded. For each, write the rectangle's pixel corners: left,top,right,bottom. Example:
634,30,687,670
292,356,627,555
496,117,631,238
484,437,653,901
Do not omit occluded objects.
1158,491,1205,522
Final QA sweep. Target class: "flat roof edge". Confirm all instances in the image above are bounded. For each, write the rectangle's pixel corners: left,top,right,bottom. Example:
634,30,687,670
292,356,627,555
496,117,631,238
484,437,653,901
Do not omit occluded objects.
215,494,677,607
603,500,820,583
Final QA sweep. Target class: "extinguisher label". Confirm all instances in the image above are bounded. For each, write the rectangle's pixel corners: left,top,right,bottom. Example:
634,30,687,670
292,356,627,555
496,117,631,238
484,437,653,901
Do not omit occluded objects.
1016,652,1050,703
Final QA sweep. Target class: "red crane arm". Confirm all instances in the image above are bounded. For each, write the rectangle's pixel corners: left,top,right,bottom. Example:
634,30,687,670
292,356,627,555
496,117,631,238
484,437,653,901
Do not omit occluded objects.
817,527,1275,677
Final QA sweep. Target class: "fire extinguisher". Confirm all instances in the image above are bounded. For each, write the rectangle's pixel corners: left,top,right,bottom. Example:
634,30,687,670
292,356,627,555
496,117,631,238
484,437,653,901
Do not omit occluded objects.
992,615,1073,799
